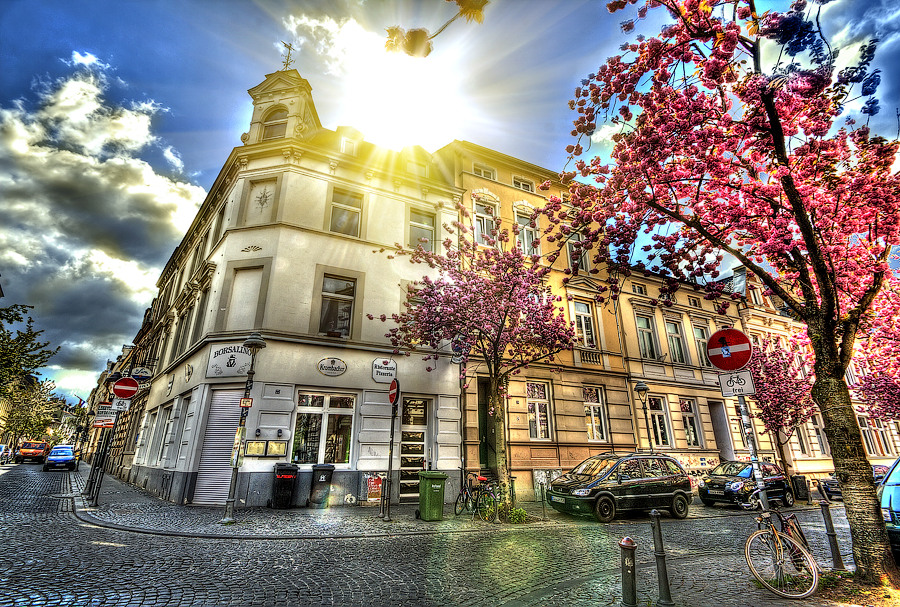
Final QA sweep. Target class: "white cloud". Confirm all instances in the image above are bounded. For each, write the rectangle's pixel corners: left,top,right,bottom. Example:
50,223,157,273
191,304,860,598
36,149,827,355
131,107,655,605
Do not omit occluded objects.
162,145,184,172
0,59,206,388
68,51,110,70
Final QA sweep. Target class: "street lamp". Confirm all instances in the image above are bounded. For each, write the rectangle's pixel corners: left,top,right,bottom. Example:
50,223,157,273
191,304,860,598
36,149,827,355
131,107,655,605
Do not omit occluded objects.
221,332,267,524
634,381,653,453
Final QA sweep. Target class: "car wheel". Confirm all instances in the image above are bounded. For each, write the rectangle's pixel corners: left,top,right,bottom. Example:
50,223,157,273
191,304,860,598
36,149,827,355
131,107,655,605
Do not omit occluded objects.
783,490,795,507
670,494,690,519
700,498,716,507
748,494,762,510
593,496,616,523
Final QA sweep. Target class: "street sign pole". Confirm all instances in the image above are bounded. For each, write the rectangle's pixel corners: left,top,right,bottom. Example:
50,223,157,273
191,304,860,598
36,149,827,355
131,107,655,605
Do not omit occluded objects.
707,328,769,510
381,379,400,523
89,411,119,507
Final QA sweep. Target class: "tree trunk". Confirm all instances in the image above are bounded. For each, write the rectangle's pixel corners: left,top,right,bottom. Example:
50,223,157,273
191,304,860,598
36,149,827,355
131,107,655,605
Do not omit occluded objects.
813,372,899,585
489,376,512,508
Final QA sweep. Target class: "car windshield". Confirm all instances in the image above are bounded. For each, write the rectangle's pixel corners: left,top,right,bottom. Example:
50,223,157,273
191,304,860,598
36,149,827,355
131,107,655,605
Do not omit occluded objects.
22,442,44,449
884,461,900,486
570,457,618,477
709,462,752,478
50,448,73,456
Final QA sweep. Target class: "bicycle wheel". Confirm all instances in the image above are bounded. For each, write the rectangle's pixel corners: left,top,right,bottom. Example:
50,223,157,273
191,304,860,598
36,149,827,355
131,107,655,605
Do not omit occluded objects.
745,529,818,599
477,490,498,522
454,492,467,516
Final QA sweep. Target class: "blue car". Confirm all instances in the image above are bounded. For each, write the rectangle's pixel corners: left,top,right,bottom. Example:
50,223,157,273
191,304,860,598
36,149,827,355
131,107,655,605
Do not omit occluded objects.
879,457,900,564
42,445,77,471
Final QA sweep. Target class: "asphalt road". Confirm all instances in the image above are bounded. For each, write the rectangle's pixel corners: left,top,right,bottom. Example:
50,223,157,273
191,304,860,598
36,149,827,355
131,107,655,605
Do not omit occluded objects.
0,462,852,606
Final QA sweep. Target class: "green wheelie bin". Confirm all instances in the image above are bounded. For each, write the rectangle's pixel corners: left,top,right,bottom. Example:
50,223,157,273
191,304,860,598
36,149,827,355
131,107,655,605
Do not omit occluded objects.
416,470,448,521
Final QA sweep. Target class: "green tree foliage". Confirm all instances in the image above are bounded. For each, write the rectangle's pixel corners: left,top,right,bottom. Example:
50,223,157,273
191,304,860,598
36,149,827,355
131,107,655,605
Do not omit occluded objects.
2,378,58,445
0,304,59,402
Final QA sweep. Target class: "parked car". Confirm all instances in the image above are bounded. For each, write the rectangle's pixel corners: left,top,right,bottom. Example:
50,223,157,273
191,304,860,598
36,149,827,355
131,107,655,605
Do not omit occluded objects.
877,456,900,565
820,464,890,500
546,452,693,523
697,461,794,508
43,445,77,471
14,441,50,464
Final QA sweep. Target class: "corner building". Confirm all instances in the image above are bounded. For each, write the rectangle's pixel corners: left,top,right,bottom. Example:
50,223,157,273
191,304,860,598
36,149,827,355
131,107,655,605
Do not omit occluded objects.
130,69,463,506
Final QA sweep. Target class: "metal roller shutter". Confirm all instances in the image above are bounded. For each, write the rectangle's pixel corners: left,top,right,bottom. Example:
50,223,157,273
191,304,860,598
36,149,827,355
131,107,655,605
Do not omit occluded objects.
192,389,242,505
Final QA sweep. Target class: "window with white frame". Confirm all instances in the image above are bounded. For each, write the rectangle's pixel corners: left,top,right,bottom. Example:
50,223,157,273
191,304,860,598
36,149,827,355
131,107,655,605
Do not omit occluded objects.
473,163,495,180
688,296,701,308
679,398,702,447
329,188,363,237
292,392,355,465
567,240,592,274
318,275,355,337
573,301,597,348
794,425,809,456
845,365,858,386
636,314,659,359
693,325,712,367
859,416,893,457
474,202,495,245
583,386,607,441
261,108,288,140
408,209,435,252
526,382,551,439
811,414,830,456
749,286,764,305
665,319,687,364
647,396,672,447
516,212,540,255
632,283,647,295
512,176,534,192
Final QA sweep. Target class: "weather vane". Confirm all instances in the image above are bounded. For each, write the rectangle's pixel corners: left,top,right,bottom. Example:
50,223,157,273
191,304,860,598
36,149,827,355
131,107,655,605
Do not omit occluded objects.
280,41,296,71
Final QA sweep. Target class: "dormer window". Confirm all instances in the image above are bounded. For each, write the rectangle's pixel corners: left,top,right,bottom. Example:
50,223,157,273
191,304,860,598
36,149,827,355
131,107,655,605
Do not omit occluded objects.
473,163,495,180
341,138,357,156
262,108,288,140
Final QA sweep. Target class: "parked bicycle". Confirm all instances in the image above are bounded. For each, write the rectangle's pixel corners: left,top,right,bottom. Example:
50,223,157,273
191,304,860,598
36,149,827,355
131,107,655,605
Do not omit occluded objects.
743,490,818,599
454,471,479,516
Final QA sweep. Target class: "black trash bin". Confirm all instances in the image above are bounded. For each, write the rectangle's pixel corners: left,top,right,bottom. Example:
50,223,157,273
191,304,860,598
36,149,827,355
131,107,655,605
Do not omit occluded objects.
791,474,809,502
308,463,335,508
270,463,298,509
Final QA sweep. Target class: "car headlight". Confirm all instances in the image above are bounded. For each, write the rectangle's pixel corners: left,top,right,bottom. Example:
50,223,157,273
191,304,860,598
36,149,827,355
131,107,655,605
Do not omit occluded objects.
728,481,746,492
571,488,592,497
698,479,706,488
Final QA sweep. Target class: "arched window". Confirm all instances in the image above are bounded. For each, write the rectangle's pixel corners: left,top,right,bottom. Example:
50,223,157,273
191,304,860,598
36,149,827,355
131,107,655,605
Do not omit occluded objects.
261,108,288,140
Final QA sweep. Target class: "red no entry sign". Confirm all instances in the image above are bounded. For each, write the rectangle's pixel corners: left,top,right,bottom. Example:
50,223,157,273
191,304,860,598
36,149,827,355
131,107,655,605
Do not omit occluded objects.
112,376,140,399
388,379,400,405
707,328,753,371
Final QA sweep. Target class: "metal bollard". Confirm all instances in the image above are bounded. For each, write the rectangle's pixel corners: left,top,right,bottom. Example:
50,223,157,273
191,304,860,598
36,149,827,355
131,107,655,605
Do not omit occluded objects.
819,501,847,571
649,510,675,607
540,482,547,521
619,537,637,607
805,479,814,505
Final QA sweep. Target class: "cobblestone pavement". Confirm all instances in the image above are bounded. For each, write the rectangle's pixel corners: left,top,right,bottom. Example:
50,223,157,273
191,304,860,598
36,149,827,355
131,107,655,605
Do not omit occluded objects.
0,461,863,607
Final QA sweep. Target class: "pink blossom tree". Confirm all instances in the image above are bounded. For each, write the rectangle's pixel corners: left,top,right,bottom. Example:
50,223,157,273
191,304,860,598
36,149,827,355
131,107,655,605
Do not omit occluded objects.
371,198,575,505
540,0,900,581
856,274,900,420
746,342,816,475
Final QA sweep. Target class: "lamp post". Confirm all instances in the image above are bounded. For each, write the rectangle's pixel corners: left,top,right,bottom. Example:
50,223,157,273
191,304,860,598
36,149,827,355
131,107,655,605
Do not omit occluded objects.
634,381,653,453
221,332,266,524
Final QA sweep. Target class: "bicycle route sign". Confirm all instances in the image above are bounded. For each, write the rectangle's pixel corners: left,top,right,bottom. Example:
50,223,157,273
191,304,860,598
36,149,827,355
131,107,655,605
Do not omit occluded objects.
718,369,756,397
706,328,753,371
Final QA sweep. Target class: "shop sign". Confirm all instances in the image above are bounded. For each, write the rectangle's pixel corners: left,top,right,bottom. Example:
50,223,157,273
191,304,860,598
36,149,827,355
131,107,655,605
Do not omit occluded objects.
207,344,252,378
365,473,384,502
317,357,347,377
372,358,397,383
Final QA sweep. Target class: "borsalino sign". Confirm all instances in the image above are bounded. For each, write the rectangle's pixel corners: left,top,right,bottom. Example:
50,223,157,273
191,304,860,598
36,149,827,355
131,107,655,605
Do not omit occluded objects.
206,344,253,378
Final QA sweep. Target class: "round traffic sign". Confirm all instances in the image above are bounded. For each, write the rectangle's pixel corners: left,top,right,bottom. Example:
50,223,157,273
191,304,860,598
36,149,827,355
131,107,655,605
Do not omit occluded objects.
388,379,400,405
112,376,140,399
707,328,753,371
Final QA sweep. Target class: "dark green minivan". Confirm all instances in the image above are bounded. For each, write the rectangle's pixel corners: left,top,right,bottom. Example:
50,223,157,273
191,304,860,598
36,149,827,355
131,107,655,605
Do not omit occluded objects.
547,452,692,523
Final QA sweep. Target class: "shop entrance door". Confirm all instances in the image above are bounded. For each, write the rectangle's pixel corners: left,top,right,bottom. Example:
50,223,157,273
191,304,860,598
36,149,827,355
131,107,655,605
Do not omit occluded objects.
399,397,429,503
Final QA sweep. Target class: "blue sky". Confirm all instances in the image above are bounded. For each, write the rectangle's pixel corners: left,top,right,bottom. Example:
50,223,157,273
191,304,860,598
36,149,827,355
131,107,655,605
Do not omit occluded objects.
1,0,897,400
